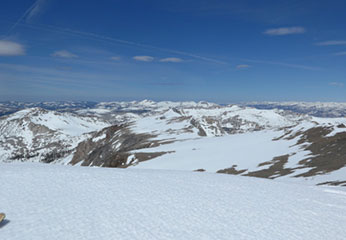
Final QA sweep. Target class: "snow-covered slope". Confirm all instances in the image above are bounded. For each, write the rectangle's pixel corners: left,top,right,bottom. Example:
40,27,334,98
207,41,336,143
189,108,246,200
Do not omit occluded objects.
0,108,109,163
1,101,346,186
75,100,220,124
131,105,307,137
126,105,346,185
1,163,346,240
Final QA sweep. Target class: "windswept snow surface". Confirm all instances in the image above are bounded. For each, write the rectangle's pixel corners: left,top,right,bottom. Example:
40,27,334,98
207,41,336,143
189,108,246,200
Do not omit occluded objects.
132,130,299,172
1,163,346,240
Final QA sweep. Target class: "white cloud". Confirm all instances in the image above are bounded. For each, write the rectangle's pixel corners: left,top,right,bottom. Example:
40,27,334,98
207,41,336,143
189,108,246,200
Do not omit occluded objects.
133,56,154,62
329,82,344,87
316,40,346,46
263,27,305,36
236,64,250,69
51,50,78,58
334,52,346,56
160,57,183,63
0,40,25,56
110,56,121,61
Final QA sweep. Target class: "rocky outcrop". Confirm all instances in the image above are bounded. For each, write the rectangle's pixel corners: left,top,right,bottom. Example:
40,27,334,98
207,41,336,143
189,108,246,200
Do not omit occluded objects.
216,127,346,186
70,125,171,167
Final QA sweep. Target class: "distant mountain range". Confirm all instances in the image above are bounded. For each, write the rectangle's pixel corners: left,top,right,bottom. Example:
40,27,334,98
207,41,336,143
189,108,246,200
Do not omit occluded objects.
1,100,346,186
2,100,346,117
245,101,346,117
0,101,98,117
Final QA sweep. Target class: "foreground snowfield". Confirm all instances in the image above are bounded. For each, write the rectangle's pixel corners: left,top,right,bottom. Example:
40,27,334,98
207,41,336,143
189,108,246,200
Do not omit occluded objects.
1,163,346,240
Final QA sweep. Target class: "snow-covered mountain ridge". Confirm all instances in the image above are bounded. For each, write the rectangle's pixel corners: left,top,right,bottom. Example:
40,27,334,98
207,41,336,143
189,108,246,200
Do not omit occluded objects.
0,108,108,163
1,100,346,186
2,100,346,117
245,101,346,117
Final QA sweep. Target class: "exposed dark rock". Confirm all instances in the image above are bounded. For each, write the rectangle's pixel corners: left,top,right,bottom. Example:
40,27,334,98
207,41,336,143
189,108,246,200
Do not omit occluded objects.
42,150,72,163
217,165,247,175
246,155,293,179
317,181,346,187
70,125,173,168
190,119,207,136
10,153,39,160
294,129,346,177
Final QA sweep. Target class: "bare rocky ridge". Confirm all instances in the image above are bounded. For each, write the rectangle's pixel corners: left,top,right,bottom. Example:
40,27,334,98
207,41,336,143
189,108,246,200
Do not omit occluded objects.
295,128,346,177
216,127,346,185
71,125,171,167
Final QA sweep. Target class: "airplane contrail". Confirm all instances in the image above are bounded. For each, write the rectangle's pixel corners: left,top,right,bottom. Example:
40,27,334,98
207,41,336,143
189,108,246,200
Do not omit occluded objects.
1,17,320,71
3,0,41,39
15,21,229,65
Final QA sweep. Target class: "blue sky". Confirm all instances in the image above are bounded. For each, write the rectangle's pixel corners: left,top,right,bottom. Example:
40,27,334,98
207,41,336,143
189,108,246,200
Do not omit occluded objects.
0,0,346,102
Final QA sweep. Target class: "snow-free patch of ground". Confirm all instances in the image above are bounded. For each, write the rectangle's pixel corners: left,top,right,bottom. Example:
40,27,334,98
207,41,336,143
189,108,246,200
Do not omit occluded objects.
1,163,346,240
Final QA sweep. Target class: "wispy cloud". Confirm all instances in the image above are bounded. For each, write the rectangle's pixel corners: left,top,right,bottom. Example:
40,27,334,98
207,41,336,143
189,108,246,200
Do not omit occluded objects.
110,56,121,61
51,50,78,58
5,21,319,71
0,40,25,56
329,82,344,87
263,27,305,36
15,22,228,65
316,40,346,46
243,59,320,71
26,0,47,22
160,57,183,63
148,80,185,86
133,56,154,62
236,64,250,69
334,51,346,56
0,63,126,87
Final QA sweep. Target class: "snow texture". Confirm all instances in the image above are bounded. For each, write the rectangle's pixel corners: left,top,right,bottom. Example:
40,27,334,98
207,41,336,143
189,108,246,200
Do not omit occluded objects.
132,130,299,172
1,163,346,240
